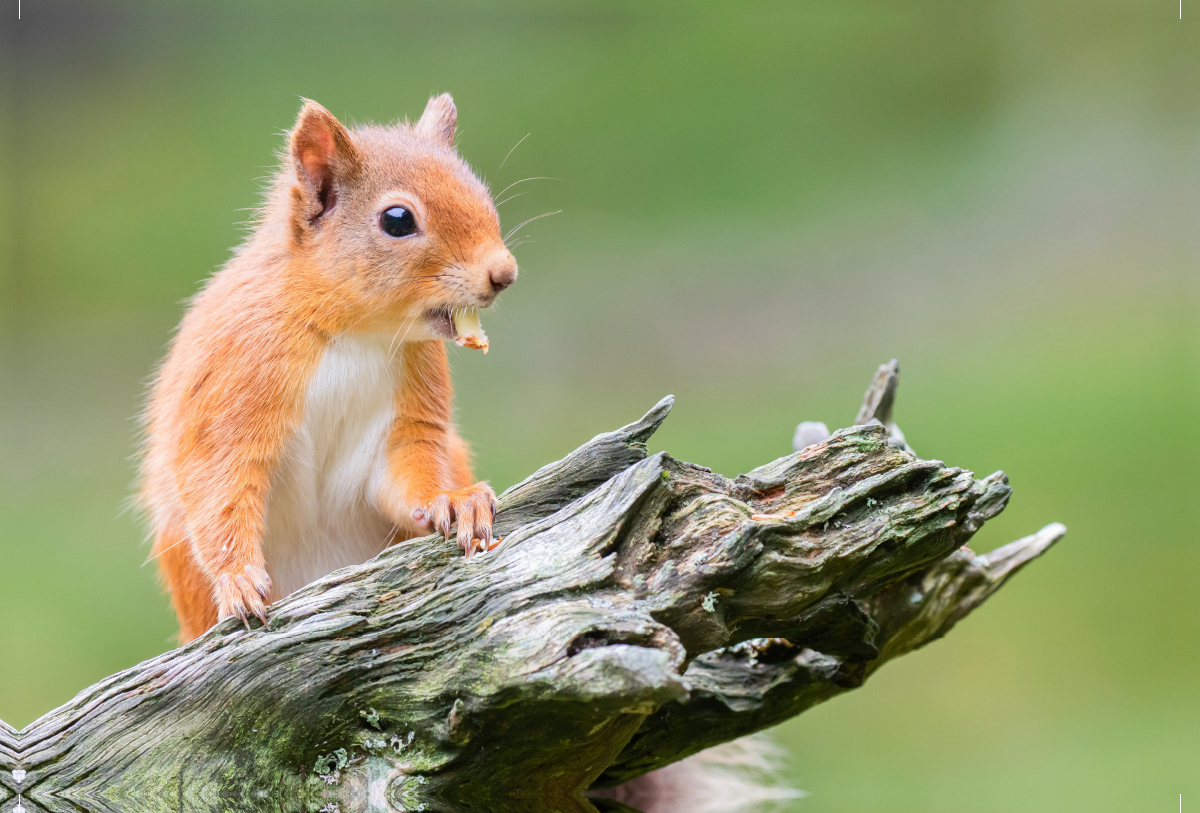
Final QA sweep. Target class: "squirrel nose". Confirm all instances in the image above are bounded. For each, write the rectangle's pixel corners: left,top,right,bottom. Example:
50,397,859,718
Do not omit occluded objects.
488,254,518,293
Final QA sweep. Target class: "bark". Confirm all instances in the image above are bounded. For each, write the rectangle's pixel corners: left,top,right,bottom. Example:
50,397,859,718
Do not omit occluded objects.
0,370,1062,813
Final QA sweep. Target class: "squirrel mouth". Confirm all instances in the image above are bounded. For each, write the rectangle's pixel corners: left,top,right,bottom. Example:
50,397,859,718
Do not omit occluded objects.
425,307,489,353
426,308,455,339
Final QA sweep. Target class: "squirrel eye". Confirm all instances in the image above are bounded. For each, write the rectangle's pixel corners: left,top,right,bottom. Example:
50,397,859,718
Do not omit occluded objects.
380,206,417,238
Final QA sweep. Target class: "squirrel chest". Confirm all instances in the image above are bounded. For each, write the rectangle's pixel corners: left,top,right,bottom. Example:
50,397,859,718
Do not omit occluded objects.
261,333,401,599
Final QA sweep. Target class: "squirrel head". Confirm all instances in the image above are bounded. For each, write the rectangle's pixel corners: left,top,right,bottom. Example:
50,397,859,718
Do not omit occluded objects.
284,95,517,340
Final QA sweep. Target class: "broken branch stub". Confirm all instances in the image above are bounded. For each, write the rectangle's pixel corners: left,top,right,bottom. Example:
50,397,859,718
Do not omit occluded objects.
855,358,900,426
1,380,1061,813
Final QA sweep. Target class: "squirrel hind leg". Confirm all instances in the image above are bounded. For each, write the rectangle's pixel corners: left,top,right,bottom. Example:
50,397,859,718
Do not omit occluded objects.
154,520,218,643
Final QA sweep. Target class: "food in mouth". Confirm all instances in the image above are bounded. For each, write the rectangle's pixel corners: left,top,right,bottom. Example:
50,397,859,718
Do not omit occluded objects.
425,307,489,353
451,308,489,353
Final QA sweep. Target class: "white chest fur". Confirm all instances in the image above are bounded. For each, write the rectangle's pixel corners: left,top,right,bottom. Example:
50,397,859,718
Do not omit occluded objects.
262,333,401,600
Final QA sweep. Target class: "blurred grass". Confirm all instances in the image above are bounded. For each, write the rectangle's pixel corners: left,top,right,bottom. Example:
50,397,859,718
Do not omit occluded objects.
2,1,1198,809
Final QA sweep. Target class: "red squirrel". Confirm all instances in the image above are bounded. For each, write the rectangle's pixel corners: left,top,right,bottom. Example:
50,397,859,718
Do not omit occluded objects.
140,95,516,642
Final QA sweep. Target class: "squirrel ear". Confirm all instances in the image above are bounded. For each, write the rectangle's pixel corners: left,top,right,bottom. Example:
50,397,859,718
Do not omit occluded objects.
289,100,360,222
415,93,457,146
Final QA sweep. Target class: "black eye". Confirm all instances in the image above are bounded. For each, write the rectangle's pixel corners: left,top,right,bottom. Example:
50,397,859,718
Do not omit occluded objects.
380,206,417,238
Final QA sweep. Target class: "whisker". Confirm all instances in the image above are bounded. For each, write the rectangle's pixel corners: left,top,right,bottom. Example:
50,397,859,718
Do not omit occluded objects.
504,210,561,243
498,133,531,172
496,191,529,208
387,313,422,365
387,313,414,359
142,537,186,567
494,177,560,199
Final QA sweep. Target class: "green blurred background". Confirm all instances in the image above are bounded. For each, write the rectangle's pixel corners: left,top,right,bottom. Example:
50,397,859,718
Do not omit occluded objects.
1,1,1197,809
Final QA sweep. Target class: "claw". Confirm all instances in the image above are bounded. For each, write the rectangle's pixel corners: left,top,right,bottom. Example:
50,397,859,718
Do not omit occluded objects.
215,564,273,630
425,483,498,559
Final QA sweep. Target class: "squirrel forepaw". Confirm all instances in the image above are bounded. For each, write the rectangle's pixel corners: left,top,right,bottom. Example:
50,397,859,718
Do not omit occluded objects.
419,483,498,559
214,564,272,630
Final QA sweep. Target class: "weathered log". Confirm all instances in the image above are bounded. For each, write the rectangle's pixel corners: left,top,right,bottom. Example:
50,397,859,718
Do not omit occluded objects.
0,373,1062,813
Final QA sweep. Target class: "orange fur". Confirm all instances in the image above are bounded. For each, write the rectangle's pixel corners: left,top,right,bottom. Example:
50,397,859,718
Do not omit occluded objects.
141,96,517,642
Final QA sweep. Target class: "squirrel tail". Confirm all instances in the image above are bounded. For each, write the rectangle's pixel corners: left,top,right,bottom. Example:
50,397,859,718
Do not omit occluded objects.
590,734,806,813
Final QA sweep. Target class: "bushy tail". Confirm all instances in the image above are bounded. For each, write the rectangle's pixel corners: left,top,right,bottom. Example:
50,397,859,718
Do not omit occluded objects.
590,734,805,813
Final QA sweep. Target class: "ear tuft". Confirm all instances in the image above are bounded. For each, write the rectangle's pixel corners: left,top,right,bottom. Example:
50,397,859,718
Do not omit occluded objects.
289,100,360,224
415,93,457,146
